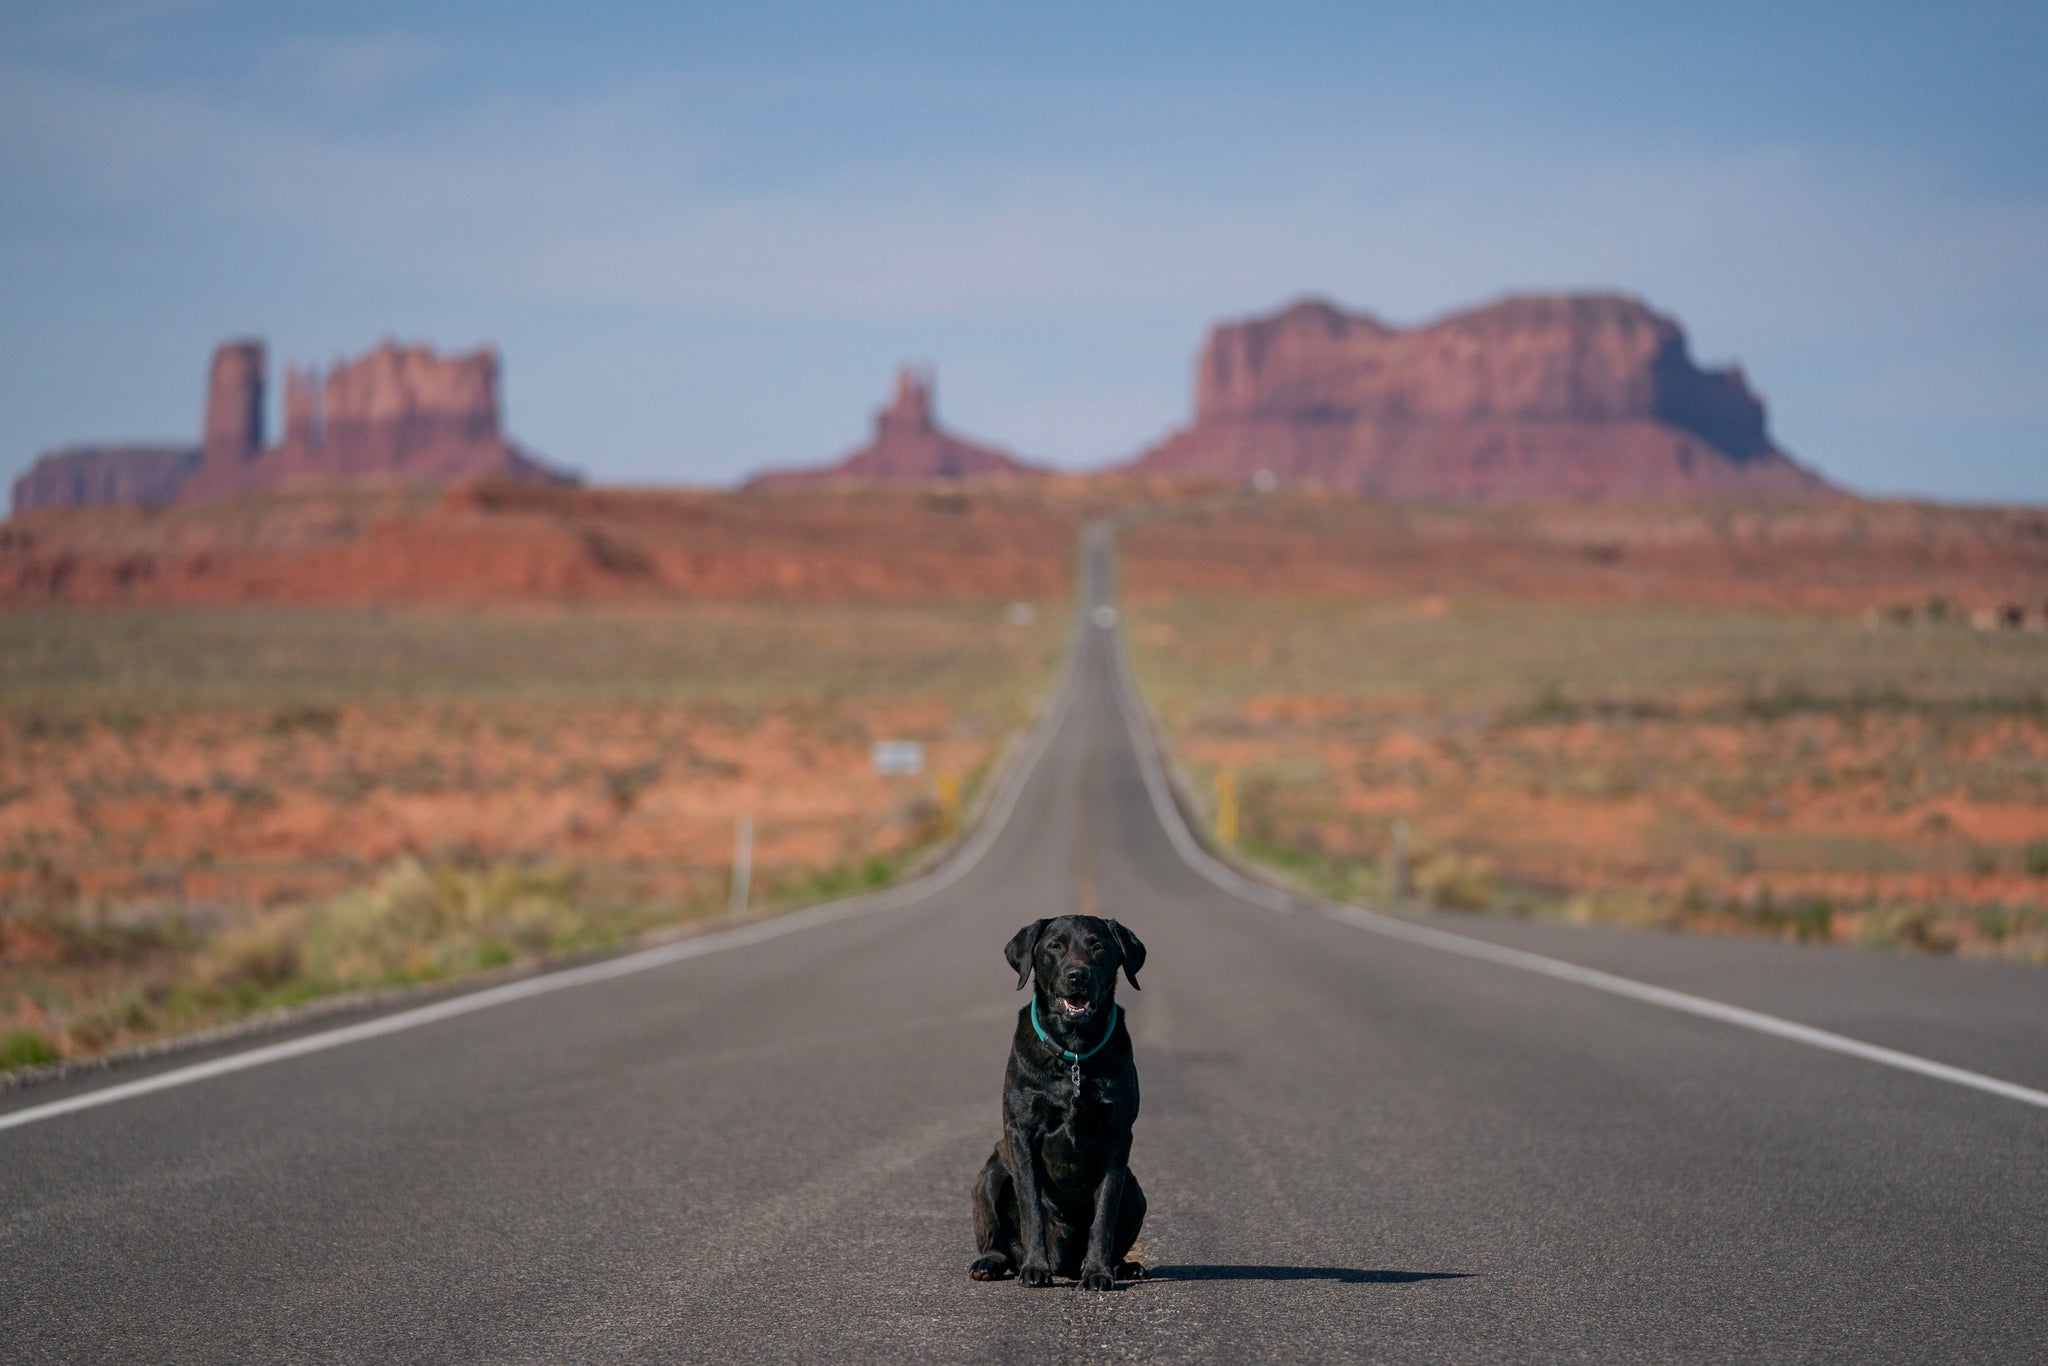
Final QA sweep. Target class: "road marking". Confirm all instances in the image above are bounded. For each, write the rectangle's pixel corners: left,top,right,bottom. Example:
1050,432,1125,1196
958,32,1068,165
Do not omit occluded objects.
1076,714,1100,918
1102,594,2048,1113
0,611,1089,1135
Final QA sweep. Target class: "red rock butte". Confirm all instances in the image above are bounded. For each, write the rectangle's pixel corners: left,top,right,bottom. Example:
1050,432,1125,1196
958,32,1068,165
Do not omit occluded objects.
749,366,1045,487
11,338,573,514
1122,294,1834,498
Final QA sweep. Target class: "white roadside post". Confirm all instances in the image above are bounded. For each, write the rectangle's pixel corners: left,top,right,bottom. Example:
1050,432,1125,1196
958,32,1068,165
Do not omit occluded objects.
730,815,753,916
1389,819,1410,907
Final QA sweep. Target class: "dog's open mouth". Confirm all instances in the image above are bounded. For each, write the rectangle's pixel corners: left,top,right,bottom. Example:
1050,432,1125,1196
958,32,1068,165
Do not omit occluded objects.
1055,993,1095,1019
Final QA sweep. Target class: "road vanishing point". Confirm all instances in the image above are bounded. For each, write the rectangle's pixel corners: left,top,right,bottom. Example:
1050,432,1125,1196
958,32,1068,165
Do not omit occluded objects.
4,531,2045,1361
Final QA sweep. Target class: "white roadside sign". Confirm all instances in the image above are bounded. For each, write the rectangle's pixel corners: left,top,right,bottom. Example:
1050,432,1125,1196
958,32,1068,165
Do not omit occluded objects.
871,740,926,775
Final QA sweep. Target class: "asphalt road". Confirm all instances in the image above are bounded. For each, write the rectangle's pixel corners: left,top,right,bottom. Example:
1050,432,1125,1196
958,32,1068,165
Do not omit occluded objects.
4,534,2045,1362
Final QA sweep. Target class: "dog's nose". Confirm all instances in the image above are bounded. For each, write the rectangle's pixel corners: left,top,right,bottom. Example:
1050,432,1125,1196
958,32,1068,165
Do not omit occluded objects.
1062,966,1091,988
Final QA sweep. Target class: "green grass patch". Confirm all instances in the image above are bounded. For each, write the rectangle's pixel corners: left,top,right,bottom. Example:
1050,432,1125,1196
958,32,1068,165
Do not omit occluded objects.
1,1028,58,1070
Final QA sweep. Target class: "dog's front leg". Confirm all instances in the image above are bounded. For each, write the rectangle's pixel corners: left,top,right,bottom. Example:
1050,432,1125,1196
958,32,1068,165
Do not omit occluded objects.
1004,1127,1055,1286
1077,1135,1133,1292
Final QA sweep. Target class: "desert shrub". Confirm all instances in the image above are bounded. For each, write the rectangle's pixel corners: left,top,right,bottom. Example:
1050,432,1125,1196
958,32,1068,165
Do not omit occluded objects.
1740,685,1822,721
1416,853,1495,911
1240,832,1382,905
2024,841,2048,878
10,908,191,968
159,985,203,1018
211,778,278,811
1513,687,1581,724
1,1028,57,1070
199,917,304,992
1858,904,1958,953
69,1010,120,1052
604,762,661,811
1564,888,1675,929
1785,892,1835,946
299,857,588,986
775,842,928,906
265,705,340,737
1754,894,1835,943
900,794,947,844
1972,903,2012,944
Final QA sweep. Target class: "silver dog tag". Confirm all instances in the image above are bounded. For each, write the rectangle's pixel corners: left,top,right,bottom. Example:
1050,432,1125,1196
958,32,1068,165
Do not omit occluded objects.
1071,1062,1083,1090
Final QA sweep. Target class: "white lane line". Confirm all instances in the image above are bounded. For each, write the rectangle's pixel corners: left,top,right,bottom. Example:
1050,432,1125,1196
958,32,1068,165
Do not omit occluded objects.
0,615,1087,1135
1103,602,2048,1113
1319,906,2048,1109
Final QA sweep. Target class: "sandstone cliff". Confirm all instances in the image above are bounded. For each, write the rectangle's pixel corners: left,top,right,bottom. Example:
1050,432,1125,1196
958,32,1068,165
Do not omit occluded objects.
11,339,572,514
749,367,1045,486
0,482,1077,607
10,444,201,513
4,481,2040,614
180,341,567,500
1124,295,1833,498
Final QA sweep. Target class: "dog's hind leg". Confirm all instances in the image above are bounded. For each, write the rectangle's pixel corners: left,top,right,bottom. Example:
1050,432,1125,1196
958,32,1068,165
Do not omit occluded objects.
1112,1169,1148,1279
969,1149,1018,1281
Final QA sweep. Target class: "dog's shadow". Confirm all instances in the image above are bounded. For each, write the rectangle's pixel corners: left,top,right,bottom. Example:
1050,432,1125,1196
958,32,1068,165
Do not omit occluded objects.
1143,1265,1470,1285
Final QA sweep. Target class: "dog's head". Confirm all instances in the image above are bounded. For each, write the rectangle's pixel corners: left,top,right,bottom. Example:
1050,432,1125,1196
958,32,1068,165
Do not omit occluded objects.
1003,915,1146,1025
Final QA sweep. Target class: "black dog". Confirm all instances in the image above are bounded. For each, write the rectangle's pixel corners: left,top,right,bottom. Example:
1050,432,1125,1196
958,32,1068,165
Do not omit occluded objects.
969,915,1147,1290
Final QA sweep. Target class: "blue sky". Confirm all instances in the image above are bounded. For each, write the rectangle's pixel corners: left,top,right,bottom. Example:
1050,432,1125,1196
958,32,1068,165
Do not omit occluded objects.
2,1,2044,499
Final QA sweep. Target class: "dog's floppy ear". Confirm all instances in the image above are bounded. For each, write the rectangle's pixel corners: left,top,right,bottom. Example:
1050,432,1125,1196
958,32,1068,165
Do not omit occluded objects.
1004,919,1050,991
1105,919,1146,990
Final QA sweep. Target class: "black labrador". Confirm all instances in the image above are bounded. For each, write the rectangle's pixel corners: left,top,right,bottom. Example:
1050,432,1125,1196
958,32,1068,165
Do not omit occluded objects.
969,914,1147,1290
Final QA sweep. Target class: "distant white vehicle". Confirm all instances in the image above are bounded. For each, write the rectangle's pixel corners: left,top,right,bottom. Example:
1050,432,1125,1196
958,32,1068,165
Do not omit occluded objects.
1091,605,1118,629
871,740,926,775
1006,602,1037,626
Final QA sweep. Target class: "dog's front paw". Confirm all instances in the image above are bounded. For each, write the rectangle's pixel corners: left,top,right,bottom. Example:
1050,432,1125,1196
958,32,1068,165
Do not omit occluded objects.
1018,1263,1054,1287
968,1254,1011,1281
1077,1265,1117,1292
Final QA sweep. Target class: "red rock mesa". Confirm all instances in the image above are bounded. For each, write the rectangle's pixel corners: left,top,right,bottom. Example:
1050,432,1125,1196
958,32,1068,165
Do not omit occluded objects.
12,339,572,513
749,366,1046,486
8,444,203,512
1123,294,1833,498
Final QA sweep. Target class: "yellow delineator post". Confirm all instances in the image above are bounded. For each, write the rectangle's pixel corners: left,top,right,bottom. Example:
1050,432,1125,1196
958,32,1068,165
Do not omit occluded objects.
1214,767,1238,846
936,769,960,835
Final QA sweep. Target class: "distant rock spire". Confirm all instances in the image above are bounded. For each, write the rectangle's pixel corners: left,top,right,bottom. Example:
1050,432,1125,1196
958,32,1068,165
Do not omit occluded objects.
202,340,266,468
283,364,322,448
748,364,1045,486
